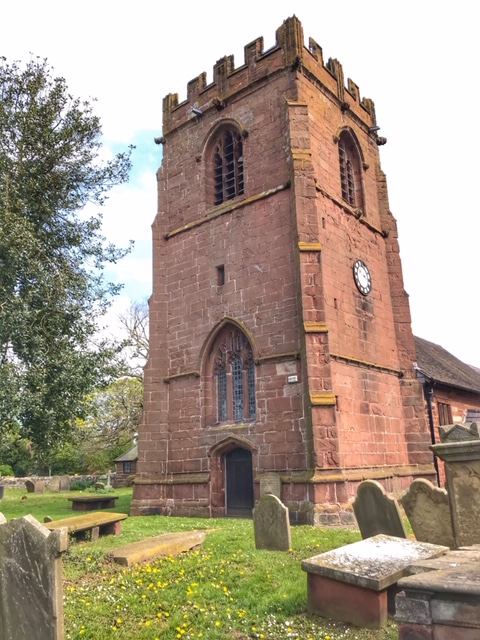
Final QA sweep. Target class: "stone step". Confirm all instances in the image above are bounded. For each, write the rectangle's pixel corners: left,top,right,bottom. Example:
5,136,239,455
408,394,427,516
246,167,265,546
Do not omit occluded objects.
109,530,206,566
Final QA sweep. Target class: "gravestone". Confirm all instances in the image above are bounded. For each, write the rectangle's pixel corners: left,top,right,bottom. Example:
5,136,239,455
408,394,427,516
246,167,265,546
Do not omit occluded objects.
0,513,68,640
259,473,282,499
400,479,454,548
431,438,480,547
105,470,112,491
25,480,35,493
353,479,407,539
59,476,70,492
49,477,61,492
34,481,45,494
302,534,449,629
253,494,291,551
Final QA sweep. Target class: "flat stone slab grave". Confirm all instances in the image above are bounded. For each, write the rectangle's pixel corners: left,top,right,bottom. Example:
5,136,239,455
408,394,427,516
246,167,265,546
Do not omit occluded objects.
110,530,207,566
68,495,119,511
301,534,449,629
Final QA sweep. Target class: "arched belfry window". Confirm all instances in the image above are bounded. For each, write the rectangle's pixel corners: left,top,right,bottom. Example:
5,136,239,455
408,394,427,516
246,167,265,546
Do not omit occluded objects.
338,132,364,210
211,326,255,423
213,129,244,205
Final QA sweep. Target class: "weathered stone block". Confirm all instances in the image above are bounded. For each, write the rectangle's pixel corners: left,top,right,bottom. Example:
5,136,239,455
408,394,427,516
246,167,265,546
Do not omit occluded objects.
0,514,68,640
303,535,448,629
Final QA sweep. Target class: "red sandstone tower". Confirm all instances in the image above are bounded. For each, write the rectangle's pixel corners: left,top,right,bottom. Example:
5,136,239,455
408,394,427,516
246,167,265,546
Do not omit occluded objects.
131,17,435,524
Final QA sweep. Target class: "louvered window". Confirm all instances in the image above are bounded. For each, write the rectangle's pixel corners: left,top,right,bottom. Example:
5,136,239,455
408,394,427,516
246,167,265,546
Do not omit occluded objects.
213,131,244,205
339,133,364,210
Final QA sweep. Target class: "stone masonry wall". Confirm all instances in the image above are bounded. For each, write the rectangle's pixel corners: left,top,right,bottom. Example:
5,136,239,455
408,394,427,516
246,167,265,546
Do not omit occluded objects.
133,16,434,522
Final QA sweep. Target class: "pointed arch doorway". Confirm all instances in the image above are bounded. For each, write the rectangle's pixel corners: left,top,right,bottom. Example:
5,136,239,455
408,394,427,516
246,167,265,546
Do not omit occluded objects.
225,448,254,517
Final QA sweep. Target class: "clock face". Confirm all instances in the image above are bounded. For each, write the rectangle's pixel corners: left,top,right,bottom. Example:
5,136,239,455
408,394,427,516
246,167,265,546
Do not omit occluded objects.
353,259,372,296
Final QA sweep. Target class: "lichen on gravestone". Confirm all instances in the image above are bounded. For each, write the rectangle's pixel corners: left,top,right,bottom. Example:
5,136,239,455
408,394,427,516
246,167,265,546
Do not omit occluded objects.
0,513,68,640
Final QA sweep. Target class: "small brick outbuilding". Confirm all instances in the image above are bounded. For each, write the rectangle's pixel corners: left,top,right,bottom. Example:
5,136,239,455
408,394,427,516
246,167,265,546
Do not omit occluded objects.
114,445,137,487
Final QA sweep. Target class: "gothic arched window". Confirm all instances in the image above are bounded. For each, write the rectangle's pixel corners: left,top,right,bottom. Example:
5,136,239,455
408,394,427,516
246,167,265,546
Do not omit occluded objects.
213,129,244,205
211,326,255,424
338,132,364,210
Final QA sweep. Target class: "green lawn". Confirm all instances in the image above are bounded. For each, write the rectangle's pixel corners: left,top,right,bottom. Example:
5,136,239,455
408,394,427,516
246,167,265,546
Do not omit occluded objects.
0,488,398,640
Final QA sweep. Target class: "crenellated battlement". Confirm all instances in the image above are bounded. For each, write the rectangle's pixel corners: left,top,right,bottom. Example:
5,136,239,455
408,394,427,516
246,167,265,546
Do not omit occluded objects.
162,16,376,135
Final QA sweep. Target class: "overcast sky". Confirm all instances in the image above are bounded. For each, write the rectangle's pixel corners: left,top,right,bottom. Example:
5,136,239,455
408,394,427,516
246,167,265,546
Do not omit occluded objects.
3,1,478,366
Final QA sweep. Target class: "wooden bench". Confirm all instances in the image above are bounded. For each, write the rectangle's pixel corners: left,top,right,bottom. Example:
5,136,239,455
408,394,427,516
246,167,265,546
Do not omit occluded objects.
43,511,127,541
68,495,118,511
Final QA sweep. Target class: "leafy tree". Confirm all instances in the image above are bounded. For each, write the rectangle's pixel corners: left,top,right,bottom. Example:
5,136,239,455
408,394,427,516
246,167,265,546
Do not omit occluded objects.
0,56,133,452
76,377,143,472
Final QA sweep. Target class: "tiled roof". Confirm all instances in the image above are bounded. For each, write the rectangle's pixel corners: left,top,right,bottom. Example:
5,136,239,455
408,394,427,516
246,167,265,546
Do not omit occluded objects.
414,336,480,394
114,444,138,462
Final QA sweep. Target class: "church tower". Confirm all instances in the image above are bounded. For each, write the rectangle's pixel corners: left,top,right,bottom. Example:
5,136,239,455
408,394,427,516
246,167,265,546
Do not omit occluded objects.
131,17,435,524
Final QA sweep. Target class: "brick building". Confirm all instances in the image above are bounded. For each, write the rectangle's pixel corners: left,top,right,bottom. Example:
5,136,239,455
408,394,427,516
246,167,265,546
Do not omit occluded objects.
131,17,435,524
414,335,480,486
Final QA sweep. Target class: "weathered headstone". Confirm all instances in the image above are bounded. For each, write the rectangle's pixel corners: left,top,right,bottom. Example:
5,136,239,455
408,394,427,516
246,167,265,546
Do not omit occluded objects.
431,439,480,547
105,470,112,491
0,513,68,640
400,479,454,548
253,494,291,551
59,476,70,492
25,479,35,493
34,481,45,494
353,479,407,539
259,473,282,499
49,477,61,492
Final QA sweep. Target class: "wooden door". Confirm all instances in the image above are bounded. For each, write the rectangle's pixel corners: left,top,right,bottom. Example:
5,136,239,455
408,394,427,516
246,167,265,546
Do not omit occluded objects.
225,448,254,517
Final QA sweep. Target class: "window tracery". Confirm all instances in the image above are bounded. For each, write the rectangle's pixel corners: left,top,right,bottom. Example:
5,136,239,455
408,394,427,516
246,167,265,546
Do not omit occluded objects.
212,327,255,423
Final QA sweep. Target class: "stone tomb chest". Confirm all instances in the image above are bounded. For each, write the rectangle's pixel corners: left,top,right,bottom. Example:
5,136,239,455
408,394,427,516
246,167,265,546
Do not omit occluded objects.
301,535,449,628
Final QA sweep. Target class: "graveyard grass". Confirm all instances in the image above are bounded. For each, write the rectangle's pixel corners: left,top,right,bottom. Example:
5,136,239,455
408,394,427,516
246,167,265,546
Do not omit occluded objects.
1,489,398,640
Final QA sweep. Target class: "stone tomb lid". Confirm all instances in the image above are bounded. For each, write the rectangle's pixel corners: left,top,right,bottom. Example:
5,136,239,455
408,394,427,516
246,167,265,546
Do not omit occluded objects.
398,564,480,596
406,549,480,575
301,534,449,591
